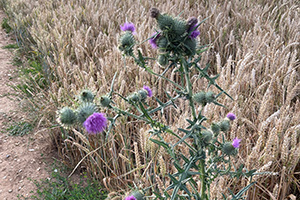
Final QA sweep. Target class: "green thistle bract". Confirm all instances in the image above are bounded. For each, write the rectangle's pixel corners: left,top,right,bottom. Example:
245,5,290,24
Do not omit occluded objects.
157,14,175,32
119,32,135,55
202,130,213,143
193,91,207,105
205,91,215,103
211,122,220,135
222,142,237,156
157,54,169,66
157,37,168,51
77,102,98,124
184,38,196,56
100,96,111,107
219,119,230,132
130,190,145,200
174,19,187,36
127,93,140,102
138,89,148,101
57,107,77,127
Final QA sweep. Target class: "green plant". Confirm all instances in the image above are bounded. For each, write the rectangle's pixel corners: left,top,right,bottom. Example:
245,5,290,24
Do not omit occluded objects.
1,17,12,33
57,8,257,200
22,162,107,200
6,121,33,136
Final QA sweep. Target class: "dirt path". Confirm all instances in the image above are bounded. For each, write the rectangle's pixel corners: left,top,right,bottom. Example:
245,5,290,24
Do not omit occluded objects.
0,10,53,200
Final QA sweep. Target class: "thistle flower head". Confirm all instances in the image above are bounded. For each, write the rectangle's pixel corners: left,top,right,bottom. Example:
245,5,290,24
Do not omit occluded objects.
120,22,136,34
188,23,200,39
232,137,241,148
125,196,136,200
149,32,161,49
83,112,107,134
190,29,200,38
226,112,236,121
143,85,153,97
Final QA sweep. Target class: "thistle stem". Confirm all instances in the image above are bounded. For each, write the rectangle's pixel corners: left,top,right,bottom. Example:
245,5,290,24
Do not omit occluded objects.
199,159,207,199
182,59,197,120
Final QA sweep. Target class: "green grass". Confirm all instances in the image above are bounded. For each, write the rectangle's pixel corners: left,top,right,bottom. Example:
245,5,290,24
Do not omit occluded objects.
19,162,107,200
5,121,33,136
1,18,12,33
2,43,19,49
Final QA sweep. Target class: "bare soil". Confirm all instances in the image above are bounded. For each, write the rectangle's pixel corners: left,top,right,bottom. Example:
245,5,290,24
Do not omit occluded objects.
0,10,53,200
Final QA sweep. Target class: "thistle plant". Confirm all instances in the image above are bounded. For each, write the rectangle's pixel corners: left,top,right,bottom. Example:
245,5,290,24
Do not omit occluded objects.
57,8,257,200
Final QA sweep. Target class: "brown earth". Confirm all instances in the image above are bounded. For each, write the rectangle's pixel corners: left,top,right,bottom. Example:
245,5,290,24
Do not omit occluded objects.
0,10,54,200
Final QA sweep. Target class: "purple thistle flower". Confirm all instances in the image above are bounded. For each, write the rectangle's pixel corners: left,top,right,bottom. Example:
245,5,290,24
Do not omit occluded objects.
143,85,153,97
83,112,107,134
149,32,160,49
120,22,136,34
226,112,236,121
125,195,136,200
188,24,200,39
232,137,241,148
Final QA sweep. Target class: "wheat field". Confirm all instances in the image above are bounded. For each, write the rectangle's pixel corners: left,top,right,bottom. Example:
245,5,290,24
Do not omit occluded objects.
1,0,299,199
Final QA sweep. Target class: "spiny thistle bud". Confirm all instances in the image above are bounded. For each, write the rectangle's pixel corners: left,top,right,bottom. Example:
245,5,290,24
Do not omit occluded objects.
57,107,77,128
127,92,140,102
219,119,230,132
157,37,168,51
157,54,169,67
78,89,94,103
157,14,175,31
138,89,148,101
119,32,135,55
202,130,213,143
193,91,207,105
77,102,98,123
174,19,187,36
211,122,220,135
222,142,237,156
205,91,215,103
184,38,196,56
129,190,145,200
150,7,160,19
100,96,111,107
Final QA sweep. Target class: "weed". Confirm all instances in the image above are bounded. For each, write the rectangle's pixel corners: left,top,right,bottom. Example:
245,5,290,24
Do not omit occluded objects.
20,162,107,200
6,121,33,136
2,43,18,49
1,18,12,33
